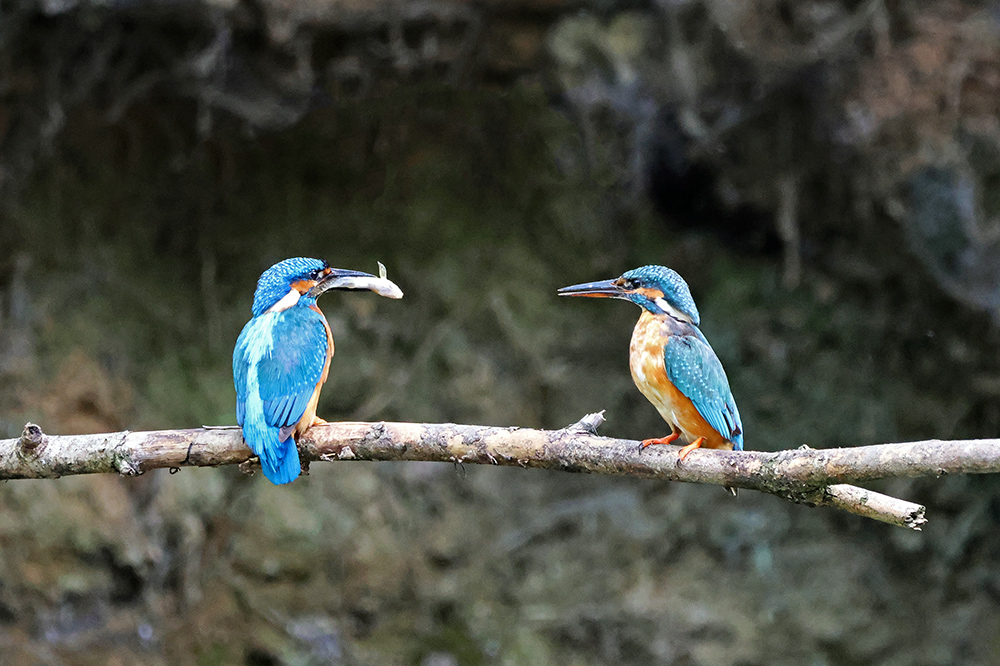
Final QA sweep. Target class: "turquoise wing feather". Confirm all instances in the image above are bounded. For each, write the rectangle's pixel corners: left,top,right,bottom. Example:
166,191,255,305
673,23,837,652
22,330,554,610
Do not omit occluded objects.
235,345,249,426
663,331,743,450
257,308,329,433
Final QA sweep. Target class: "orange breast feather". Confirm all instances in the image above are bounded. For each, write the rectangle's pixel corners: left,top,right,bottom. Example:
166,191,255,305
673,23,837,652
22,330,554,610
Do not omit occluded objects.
295,305,335,439
628,311,730,450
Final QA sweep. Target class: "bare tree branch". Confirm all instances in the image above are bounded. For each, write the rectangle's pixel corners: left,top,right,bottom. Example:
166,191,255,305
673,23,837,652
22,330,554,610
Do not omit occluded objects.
6,415,997,529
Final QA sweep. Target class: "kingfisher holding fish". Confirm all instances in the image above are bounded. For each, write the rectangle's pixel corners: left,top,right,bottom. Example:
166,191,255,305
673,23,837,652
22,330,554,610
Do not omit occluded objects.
233,257,403,484
559,265,743,483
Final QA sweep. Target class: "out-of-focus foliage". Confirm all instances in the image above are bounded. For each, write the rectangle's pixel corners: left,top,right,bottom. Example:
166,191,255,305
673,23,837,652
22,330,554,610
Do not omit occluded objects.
1,0,1000,665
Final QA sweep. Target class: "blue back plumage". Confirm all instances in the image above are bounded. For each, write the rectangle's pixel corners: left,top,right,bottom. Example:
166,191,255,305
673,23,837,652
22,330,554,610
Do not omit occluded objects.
256,308,329,429
622,265,700,326
235,257,332,484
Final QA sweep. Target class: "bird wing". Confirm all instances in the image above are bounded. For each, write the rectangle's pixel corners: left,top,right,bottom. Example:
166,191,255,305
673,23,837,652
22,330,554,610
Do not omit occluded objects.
663,331,743,450
234,330,250,426
256,308,330,435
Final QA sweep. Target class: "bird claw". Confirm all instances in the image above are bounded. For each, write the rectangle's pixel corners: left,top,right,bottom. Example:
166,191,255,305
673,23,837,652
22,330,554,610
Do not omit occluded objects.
639,431,681,450
677,437,706,461
311,417,329,426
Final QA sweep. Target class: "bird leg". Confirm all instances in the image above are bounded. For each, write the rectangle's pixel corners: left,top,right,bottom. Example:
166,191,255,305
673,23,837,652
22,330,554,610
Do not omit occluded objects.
677,437,706,461
291,416,328,443
640,430,681,449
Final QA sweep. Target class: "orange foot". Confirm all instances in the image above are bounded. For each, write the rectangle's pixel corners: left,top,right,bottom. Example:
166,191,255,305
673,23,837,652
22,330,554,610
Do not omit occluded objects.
640,431,680,449
677,437,706,461
311,417,329,427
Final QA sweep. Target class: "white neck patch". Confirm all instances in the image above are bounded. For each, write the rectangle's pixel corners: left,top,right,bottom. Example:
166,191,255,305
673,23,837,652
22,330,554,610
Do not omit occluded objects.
654,297,693,324
266,287,301,313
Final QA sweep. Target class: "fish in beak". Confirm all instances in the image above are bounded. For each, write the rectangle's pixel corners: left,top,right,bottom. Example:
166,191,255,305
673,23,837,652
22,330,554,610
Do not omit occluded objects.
310,262,404,299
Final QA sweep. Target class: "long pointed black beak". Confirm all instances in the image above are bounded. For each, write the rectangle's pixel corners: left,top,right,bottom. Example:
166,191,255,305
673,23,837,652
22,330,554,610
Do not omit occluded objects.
557,278,626,298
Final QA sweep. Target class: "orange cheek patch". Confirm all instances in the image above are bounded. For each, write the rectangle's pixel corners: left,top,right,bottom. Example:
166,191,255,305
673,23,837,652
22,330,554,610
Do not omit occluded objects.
292,279,317,294
634,287,665,300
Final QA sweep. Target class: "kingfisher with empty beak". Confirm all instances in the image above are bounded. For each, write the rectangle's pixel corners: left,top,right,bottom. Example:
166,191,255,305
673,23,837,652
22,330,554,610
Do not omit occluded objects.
234,257,403,484
559,265,743,485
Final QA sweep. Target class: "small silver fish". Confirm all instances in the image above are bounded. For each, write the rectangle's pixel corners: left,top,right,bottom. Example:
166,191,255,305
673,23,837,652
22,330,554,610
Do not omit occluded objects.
324,262,403,299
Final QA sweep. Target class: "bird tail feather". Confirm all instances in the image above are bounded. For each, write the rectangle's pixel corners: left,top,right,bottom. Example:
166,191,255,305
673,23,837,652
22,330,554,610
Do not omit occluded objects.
244,416,301,485
263,438,302,485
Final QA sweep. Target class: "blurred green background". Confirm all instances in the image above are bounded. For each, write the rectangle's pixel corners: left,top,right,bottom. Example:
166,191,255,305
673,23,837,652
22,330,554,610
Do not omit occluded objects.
1,1,1000,664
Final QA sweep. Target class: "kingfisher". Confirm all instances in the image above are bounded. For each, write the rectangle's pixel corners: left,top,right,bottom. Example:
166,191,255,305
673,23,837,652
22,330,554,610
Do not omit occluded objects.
233,257,402,485
559,265,743,474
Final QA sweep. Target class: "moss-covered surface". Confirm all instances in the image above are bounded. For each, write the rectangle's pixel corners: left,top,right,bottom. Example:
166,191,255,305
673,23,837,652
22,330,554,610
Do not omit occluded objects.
1,82,1000,665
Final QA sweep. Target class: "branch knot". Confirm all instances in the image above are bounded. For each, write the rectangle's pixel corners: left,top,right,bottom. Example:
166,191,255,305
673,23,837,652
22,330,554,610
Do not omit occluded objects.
18,423,45,453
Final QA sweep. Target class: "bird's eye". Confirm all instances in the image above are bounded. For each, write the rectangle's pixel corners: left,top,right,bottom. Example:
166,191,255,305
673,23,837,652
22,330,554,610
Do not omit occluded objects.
624,278,639,289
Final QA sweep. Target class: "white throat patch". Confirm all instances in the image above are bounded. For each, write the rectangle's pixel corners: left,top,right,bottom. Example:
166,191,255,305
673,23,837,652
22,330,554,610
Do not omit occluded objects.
266,287,301,313
654,297,693,324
